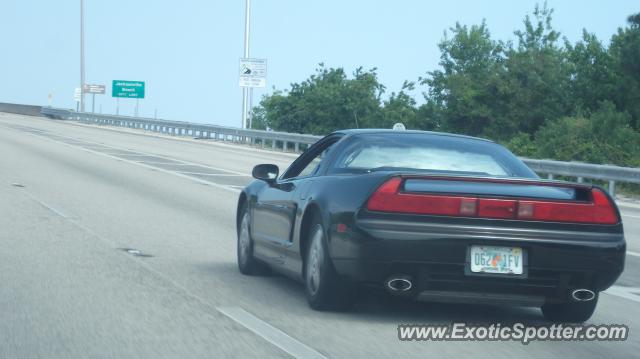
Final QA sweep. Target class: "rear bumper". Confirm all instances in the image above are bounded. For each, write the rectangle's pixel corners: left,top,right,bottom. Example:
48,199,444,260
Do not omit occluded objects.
331,217,626,304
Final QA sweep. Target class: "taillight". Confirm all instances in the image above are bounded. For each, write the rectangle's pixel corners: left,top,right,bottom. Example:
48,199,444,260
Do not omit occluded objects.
478,199,517,219
366,178,619,225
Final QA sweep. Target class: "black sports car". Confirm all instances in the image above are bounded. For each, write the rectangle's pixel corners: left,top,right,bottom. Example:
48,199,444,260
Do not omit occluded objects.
236,129,625,322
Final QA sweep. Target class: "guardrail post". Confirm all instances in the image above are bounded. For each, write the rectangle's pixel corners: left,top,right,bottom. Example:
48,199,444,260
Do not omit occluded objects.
609,180,616,197
261,139,266,149
294,142,300,152
272,140,276,150
547,174,554,180
577,177,584,183
283,141,288,152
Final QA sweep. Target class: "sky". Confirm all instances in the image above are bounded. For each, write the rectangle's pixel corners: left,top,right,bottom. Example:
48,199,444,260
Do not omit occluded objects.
1,0,637,128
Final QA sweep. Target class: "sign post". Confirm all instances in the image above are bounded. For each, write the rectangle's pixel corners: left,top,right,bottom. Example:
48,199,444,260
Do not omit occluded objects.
74,87,81,111
83,84,105,113
239,58,266,129
112,80,145,117
239,58,267,88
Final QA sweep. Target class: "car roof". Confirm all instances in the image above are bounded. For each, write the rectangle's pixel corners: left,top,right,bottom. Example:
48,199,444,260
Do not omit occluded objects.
331,129,495,143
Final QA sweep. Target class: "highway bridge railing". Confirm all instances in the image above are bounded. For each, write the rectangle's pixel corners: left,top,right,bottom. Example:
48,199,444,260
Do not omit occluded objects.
41,107,320,152
36,107,640,197
0,102,43,117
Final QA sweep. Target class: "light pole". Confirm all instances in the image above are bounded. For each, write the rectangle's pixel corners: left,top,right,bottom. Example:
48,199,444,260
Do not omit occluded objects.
80,0,85,112
241,0,251,129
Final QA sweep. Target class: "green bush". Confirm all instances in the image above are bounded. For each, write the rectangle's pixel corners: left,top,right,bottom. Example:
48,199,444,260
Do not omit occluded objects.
533,101,640,167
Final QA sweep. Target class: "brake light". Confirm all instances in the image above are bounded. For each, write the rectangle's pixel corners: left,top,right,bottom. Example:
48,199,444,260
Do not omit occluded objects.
366,178,619,225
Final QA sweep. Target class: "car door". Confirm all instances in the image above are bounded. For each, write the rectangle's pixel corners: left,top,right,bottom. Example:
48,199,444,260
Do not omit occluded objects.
251,135,343,266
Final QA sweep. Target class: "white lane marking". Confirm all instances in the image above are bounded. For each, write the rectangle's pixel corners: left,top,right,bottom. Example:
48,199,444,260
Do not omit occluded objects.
137,161,192,165
217,306,327,359
73,136,249,175
21,190,73,219
604,285,640,304
618,202,640,210
23,132,241,194
621,214,640,220
104,153,149,156
627,251,640,257
177,172,250,177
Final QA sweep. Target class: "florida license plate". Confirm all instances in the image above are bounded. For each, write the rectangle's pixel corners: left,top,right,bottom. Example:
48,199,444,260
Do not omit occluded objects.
469,245,524,275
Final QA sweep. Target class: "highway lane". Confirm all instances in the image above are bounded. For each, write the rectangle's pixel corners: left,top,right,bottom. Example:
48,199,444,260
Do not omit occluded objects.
1,112,640,358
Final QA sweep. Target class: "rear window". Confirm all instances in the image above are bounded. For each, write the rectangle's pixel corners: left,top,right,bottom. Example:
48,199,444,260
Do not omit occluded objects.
331,133,537,178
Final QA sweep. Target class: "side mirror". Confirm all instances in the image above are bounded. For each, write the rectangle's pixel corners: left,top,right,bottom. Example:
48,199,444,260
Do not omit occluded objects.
252,164,279,183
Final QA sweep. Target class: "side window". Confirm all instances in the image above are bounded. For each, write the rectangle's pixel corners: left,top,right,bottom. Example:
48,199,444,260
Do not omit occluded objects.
297,154,323,178
282,138,340,179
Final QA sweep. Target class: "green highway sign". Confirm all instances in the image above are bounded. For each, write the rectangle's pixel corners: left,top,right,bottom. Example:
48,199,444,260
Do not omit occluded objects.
112,80,145,98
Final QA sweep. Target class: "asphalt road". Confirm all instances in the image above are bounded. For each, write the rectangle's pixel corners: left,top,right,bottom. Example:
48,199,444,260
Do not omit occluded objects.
1,112,640,358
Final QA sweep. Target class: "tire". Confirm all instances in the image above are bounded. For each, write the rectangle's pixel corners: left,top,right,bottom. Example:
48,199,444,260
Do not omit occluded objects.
304,215,354,311
541,293,599,323
237,203,267,275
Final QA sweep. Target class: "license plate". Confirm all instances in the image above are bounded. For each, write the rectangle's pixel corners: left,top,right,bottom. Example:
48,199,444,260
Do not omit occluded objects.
469,245,523,275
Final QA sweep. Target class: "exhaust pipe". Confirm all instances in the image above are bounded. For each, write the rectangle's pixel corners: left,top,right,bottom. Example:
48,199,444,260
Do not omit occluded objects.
386,275,413,292
571,289,596,302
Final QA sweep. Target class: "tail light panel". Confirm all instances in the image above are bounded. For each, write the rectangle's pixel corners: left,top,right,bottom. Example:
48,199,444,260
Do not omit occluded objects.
366,177,620,225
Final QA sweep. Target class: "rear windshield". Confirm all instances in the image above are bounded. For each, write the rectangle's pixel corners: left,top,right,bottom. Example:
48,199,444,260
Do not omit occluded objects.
330,133,537,178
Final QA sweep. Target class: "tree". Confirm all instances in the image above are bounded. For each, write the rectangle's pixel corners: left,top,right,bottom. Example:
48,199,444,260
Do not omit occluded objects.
493,2,572,138
421,21,504,137
566,31,618,115
420,3,573,141
533,101,640,167
377,81,419,129
609,12,640,130
251,65,384,135
253,4,640,169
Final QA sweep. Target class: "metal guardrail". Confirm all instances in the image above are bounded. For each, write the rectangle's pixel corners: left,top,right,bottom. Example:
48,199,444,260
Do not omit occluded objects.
40,107,640,197
0,102,43,117
41,107,320,152
522,159,640,196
